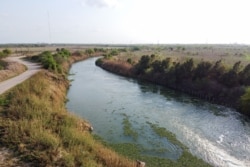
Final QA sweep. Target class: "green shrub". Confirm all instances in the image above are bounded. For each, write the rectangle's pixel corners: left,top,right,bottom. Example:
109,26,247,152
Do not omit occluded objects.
240,87,250,116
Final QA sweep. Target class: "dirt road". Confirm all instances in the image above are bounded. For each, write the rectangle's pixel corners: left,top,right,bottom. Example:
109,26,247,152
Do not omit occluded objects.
0,56,41,95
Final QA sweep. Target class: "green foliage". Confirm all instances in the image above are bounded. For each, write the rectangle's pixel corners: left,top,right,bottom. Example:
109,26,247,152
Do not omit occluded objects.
94,48,106,53
240,87,250,116
0,60,7,70
152,60,164,73
210,60,226,80
31,49,71,73
103,54,113,59
175,58,194,82
102,49,120,59
239,64,250,85
85,48,94,56
131,46,140,51
3,49,12,55
127,58,132,64
95,58,103,66
135,55,152,74
0,48,12,58
193,61,212,80
135,55,250,88
220,61,242,87
110,49,119,56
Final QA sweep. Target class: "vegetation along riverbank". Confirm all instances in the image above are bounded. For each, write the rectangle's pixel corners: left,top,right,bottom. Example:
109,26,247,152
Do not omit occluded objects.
0,47,211,166
96,45,250,117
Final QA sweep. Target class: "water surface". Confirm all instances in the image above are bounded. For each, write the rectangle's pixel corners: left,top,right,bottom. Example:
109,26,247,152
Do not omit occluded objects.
67,57,250,166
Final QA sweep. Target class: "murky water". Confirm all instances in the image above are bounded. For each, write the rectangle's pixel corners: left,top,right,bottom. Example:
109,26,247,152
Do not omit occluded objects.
67,57,250,167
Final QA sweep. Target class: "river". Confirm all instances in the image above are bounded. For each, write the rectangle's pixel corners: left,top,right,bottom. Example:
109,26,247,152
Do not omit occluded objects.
67,57,250,167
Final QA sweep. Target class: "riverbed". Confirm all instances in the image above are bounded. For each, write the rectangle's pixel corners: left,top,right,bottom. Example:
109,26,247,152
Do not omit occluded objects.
67,57,250,167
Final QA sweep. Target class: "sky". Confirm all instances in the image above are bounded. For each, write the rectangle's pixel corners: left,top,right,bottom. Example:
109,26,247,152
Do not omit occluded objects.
0,0,250,44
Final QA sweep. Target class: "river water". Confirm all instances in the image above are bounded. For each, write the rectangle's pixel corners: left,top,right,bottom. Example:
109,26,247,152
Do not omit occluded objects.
67,57,250,167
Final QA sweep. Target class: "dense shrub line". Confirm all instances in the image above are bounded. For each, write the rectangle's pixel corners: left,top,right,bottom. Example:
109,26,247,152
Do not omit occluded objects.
30,48,70,73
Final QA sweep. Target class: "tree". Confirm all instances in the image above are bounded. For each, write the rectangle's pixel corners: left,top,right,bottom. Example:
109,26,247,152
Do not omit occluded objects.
135,55,151,74
3,49,12,56
221,70,239,87
110,49,119,56
0,49,12,58
210,60,226,81
152,60,164,73
239,64,250,86
161,58,171,71
232,61,242,73
193,61,212,80
220,61,242,87
85,49,94,56
240,87,250,116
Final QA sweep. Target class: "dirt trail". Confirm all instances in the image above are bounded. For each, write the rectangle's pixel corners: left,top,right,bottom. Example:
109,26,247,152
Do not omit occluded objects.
0,56,41,166
0,56,41,95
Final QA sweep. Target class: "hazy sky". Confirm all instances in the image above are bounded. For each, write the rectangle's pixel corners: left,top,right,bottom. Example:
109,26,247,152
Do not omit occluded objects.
1,0,250,44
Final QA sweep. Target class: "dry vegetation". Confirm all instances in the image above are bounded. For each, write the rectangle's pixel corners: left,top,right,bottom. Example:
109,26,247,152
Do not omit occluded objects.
0,70,136,167
118,44,250,66
0,60,26,82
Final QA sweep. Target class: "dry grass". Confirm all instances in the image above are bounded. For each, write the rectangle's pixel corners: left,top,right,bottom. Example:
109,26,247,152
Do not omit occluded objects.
118,44,250,66
0,61,26,82
0,70,136,167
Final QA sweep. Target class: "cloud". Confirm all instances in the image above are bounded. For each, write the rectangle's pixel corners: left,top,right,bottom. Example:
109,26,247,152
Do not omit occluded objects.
81,0,118,8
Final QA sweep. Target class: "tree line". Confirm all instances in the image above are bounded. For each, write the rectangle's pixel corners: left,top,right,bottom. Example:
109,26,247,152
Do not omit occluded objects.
134,55,250,87
131,54,250,116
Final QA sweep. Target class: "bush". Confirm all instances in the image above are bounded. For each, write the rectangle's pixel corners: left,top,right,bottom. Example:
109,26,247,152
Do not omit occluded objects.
31,49,71,73
0,48,12,58
240,87,250,116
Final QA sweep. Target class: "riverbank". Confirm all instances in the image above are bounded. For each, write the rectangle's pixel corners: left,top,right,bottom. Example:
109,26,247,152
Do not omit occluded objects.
96,58,250,117
0,53,136,166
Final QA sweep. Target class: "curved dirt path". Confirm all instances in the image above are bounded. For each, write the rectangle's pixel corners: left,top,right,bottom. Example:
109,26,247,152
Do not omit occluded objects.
0,56,41,95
